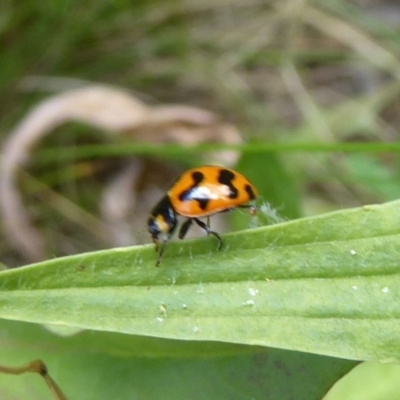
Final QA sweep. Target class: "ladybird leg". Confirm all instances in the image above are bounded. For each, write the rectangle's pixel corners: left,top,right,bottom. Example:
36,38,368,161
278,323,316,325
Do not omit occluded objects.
156,239,169,267
155,228,177,267
193,218,223,250
206,216,210,229
178,218,193,240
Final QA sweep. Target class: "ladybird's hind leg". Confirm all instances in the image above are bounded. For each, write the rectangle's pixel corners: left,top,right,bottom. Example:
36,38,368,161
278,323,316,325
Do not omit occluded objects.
205,216,212,239
193,218,223,250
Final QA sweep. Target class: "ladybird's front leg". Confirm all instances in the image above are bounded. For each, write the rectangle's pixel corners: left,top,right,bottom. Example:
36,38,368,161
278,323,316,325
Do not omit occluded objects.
155,238,169,267
154,226,177,267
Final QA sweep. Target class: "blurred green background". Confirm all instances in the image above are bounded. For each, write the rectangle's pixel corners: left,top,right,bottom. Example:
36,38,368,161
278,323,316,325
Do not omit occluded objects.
1,0,400,398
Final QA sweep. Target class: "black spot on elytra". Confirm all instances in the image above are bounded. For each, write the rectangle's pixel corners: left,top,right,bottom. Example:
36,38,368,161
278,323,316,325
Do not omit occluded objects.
191,171,204,185
178,171,210,210
245,184,256,200
196,198,209,211
218,169,238,199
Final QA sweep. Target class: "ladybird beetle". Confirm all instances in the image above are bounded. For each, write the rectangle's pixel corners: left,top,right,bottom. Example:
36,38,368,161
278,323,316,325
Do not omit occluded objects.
148,166,258,266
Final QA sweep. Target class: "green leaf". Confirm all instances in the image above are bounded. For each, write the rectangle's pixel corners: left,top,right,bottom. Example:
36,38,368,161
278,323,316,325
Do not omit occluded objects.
0,200,399,362
0,319,356,400
325,361,400,400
